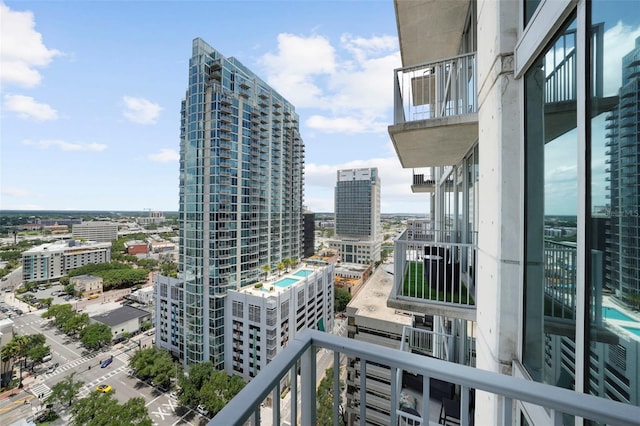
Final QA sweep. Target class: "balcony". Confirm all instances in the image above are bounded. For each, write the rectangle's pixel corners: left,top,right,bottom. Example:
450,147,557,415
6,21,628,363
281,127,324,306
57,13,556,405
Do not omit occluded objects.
212,330,639,426
388,229,476,321
389,52,478,168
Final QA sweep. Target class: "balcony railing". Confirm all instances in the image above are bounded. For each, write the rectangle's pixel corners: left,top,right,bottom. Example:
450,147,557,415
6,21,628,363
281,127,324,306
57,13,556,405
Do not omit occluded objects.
212,329,640,426
393,52,477,125
390,229,476,320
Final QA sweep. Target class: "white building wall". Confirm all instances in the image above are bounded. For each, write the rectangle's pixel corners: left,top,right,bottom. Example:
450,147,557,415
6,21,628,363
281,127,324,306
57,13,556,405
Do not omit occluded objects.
475,0,521,424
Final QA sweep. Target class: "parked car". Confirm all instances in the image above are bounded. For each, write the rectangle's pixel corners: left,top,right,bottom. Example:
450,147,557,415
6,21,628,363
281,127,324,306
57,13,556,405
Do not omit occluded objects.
196,405,209,417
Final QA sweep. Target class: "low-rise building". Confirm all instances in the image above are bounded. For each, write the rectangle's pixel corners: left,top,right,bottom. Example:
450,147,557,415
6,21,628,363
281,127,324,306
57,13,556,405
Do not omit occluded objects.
334,262,372,296
223,263,335,380
90,305,151,340
22,240,111,283
72,221,118,242
70,274,103,298
125,240,148,255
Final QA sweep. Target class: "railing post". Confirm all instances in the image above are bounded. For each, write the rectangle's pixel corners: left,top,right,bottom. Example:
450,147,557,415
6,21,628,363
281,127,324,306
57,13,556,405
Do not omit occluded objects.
360,360,367,424
390,366,398,426
502,396,513,426
290,365,297,426
393,70,405,124
301,346,316,426
272,382,280,426
333,352,340,426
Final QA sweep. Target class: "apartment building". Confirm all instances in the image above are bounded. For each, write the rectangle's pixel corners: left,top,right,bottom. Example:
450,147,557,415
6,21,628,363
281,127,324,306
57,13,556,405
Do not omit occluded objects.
72,221,118,242
22,240,111,283
329,168,382,265
224,263,334,380
162,38,305,369
384,0,640,424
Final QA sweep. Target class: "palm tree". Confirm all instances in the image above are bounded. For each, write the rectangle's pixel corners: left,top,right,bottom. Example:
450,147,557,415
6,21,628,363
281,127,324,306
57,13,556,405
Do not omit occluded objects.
282,258,291,272
288,257,298,270
277,262,284,276
261,264,271,280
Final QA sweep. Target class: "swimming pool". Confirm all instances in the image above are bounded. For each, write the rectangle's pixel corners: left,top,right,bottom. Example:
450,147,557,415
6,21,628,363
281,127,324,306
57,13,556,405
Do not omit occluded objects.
274,277,299,288
602,306,636,323
294,269,314,278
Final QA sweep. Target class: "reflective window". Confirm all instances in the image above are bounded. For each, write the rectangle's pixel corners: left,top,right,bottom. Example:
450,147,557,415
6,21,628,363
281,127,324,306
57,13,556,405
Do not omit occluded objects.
589,0,640,406
524,17,578,392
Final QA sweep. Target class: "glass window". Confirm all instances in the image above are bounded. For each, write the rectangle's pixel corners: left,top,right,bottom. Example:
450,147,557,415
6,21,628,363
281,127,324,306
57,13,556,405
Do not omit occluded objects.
589,0,640,406
524,16,578,393
524,0,542,27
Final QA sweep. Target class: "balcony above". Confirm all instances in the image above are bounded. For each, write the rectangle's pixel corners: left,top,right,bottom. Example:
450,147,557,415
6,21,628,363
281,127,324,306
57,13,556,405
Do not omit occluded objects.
394,0,470,67
389,52,478,168
388,229,476,321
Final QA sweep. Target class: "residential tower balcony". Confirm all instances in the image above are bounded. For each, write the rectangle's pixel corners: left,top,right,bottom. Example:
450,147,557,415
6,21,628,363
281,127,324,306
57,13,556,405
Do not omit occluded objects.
212,329,639,426
388,229,476,321
389,52,478,168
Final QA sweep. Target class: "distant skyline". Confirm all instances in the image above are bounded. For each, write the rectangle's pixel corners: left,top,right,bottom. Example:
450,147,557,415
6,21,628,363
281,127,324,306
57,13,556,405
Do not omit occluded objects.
0,0,431,214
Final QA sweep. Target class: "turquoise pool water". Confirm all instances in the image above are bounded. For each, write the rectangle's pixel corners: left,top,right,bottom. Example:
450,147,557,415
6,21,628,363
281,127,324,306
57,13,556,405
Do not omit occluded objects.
294,269,314,278
274,277,299,288
622,326,640,338
602,306,636,322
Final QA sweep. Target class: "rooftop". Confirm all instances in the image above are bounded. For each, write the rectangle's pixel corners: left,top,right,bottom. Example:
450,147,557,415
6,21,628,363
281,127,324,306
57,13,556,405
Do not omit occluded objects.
90,305,150,327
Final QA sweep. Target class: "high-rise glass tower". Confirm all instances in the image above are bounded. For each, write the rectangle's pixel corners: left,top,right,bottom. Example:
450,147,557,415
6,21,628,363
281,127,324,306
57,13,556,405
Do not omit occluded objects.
330,168,381,264
175,38,304,368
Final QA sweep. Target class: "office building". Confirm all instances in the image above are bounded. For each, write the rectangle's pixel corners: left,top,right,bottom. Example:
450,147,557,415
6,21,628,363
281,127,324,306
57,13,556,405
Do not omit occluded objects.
22,240,111,283
72,221,118,242
303,211,315,258
329,168,382,264
161,38,305,369
215,1,640,425
224,262,334,380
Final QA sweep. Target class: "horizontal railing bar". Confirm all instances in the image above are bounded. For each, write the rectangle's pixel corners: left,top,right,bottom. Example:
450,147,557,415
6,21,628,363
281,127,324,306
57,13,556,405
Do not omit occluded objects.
214,329,640,425
394,51,477,74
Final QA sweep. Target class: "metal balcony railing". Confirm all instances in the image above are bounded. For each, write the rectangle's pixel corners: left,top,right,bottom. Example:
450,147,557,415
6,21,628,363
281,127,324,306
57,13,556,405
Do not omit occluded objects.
393,52,477,125
393,229,476,309
212,330,639,426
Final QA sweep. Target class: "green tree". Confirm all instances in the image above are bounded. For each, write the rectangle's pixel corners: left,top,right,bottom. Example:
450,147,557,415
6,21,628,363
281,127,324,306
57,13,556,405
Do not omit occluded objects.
80,323,112,350
316,367,345,426
178,362,215,408
282,258,291,272
261,264,271,280
277,262,284,276
40,297,54,308
27,343,50,370
334,288,352,312
70,392,152,426
46,372,84,408
62,313,89,336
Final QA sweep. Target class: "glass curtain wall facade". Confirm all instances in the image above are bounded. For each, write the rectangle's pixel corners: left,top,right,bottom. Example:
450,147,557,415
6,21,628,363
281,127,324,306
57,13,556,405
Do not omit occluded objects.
178,38,304,368
523,1,640,420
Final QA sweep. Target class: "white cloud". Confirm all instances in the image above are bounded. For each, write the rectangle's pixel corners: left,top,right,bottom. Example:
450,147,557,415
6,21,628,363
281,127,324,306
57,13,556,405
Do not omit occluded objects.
0,3,62,88
306,115,387,134
22,139,107,152
258,32,400,135
3,94,58,121
304,156,428,213
148,148,179,163
122,96,162,124
1,186,29,197
602,21,640,96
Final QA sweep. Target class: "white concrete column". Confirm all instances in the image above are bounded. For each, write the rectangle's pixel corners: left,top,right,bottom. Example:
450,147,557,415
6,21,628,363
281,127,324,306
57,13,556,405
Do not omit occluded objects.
475,0,521,424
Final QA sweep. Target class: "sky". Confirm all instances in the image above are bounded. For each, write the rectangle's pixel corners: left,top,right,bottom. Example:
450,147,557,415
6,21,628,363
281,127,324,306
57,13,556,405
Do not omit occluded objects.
0,0,430,214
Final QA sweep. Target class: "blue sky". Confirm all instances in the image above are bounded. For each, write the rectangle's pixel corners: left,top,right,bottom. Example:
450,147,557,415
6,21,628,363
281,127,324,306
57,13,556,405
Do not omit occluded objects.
0,0,429,213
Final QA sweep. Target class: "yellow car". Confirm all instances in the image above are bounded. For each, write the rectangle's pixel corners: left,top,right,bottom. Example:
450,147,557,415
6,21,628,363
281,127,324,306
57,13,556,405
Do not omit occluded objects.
96,384,112,393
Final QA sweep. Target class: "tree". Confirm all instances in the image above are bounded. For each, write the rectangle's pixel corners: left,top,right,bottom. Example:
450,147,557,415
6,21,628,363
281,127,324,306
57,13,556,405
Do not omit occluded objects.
62,313,89,336
334,288,352,312
80,323,112,350
46,372,84,408
316,367,345,425
282,258,291,272
178,362,215,408
277,262,284,276
40,297,54,308
27,344,50,370
129,347,177,389
261,264,271,280
70,392,151,426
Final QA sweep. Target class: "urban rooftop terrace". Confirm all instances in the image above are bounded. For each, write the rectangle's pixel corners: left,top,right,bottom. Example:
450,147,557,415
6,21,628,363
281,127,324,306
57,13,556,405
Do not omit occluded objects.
212,329,640,426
